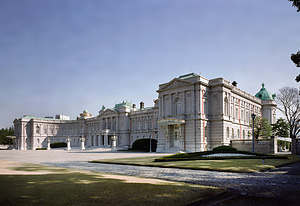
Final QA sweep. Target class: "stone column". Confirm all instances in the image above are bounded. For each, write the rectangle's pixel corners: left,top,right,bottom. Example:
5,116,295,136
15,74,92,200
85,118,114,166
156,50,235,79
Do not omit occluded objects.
20,124,24,150
66,136,71,151
104,134,108,147
47,137,51,150
80,135,85,150
165,126,169,148
93,134,96,147
270,136,277,154
111,134,117,151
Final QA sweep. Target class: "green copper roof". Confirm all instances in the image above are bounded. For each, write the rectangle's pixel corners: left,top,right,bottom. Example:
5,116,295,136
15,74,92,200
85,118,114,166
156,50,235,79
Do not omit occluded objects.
178,73,199,80
255,83,276,100
114,101,132,109
21,115,37,119
20,115,56,120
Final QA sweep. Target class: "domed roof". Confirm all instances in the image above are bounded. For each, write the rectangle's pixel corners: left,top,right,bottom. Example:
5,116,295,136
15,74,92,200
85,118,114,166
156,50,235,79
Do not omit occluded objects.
83,110,89,114
255,83,275,100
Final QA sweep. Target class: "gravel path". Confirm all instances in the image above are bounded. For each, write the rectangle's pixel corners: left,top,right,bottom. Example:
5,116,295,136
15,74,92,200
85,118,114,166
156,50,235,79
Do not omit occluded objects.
1,149,300,202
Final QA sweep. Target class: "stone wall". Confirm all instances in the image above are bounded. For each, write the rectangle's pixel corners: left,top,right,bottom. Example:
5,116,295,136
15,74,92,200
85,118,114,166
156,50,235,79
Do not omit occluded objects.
231,137,277,154
292,138,300,155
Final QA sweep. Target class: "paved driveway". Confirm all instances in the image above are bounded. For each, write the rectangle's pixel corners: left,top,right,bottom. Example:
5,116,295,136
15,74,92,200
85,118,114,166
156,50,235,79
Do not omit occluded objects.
1,149,300,203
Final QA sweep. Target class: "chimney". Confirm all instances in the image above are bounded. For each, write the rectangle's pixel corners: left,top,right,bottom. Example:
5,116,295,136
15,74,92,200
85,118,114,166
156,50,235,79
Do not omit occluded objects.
140,102,144,110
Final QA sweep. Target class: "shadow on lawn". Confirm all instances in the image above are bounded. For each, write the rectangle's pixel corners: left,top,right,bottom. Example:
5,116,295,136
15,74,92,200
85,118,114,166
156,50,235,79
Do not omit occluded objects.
0,171,221,206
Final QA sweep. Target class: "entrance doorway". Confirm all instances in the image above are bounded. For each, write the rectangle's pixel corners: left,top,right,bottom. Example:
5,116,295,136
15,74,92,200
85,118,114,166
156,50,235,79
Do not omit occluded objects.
169,125,180,147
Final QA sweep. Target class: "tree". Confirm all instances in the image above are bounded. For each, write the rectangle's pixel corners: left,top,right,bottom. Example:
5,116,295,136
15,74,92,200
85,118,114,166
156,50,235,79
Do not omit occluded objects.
251,116,272,139
272,118,290,137
291,51,300,68
289,0,300,12
0,127,14,145
288,1,300,81
277,86,300,138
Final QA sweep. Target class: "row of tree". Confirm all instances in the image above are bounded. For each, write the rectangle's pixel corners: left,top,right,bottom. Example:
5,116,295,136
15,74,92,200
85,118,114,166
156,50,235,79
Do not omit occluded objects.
0,127,14,145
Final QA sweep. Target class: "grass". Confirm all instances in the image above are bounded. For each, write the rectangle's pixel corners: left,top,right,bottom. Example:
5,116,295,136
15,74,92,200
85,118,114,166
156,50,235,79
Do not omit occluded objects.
90,155,300,173
0,162,223,206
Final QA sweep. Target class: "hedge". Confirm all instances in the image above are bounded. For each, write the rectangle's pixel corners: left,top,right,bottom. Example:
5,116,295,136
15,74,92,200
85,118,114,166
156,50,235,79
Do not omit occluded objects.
132,139,157,152
50,142,67,148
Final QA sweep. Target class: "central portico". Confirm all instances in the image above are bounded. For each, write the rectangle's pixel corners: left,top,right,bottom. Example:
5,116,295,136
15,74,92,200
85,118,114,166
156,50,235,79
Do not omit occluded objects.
156,73,209,153
158,119,185,150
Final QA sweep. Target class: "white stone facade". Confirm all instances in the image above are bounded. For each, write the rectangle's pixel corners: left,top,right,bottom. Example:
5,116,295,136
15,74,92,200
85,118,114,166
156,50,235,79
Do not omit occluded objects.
13,73,276,152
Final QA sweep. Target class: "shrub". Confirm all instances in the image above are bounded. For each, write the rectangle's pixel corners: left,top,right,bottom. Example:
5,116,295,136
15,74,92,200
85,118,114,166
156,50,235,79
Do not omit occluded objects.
50,142,67,148
212,145,237,152
132,139,157,152
36,148,47,150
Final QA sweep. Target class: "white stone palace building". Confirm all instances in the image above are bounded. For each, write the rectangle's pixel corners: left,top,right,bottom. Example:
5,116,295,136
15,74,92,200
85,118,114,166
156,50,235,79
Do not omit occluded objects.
13,73,276,152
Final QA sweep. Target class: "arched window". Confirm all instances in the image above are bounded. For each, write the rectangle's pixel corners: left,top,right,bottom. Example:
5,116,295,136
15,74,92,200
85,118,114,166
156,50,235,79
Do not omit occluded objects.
237,129,240,139
243,130,245,139
224,97,229,116
232,128,234,139
36,126,40,134
174,98,182,115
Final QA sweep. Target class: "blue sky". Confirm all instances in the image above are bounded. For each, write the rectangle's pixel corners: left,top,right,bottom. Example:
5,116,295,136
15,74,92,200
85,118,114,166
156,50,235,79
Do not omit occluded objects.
0,0,299,128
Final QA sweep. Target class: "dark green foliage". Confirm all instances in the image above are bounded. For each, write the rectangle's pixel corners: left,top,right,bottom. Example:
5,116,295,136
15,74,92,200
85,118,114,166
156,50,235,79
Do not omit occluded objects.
272,118,290,137
250,116,272,139
212,145,237,152
0,127,14,145
36,148,47,150
291,51,300,66
154,150,286,162
289,0,300,12
50,142,67,148
296,74,300,82
131,139,157,152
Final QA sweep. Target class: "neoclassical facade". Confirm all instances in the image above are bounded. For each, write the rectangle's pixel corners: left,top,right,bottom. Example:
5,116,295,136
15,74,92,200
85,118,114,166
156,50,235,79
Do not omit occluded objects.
13,73,276,152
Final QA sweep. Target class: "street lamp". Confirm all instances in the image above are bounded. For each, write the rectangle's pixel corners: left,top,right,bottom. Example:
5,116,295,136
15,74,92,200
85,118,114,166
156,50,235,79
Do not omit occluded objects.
251,113,256,154
149,134,152,153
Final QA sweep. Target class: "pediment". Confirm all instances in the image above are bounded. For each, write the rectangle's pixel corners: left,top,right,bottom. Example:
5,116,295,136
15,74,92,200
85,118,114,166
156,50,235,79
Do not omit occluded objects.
98,108,117,116
157,78,192,92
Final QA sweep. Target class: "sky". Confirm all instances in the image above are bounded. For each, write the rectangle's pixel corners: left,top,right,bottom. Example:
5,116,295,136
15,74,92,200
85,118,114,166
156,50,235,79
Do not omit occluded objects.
0,0,299,128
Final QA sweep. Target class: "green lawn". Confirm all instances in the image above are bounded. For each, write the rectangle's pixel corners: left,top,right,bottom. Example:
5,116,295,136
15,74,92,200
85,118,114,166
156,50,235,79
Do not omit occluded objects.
0,162,223,206
90,155,300,173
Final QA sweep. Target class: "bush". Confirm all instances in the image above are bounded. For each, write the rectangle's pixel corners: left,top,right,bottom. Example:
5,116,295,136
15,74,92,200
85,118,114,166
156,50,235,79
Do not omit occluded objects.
36,148,47,150
132,139,157,152
50,142,67,148
212,145,237,152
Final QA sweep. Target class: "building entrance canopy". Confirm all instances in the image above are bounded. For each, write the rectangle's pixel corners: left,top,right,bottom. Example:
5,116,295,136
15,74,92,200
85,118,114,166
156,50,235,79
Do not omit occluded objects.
158,119,185,126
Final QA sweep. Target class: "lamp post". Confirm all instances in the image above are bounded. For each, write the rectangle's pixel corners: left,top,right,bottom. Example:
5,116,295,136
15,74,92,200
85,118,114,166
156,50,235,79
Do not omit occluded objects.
251,113,256,154
149,134,152,153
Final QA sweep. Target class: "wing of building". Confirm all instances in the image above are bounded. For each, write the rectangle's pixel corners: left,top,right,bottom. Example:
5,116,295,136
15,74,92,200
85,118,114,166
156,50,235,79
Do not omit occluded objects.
13,73,277,152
